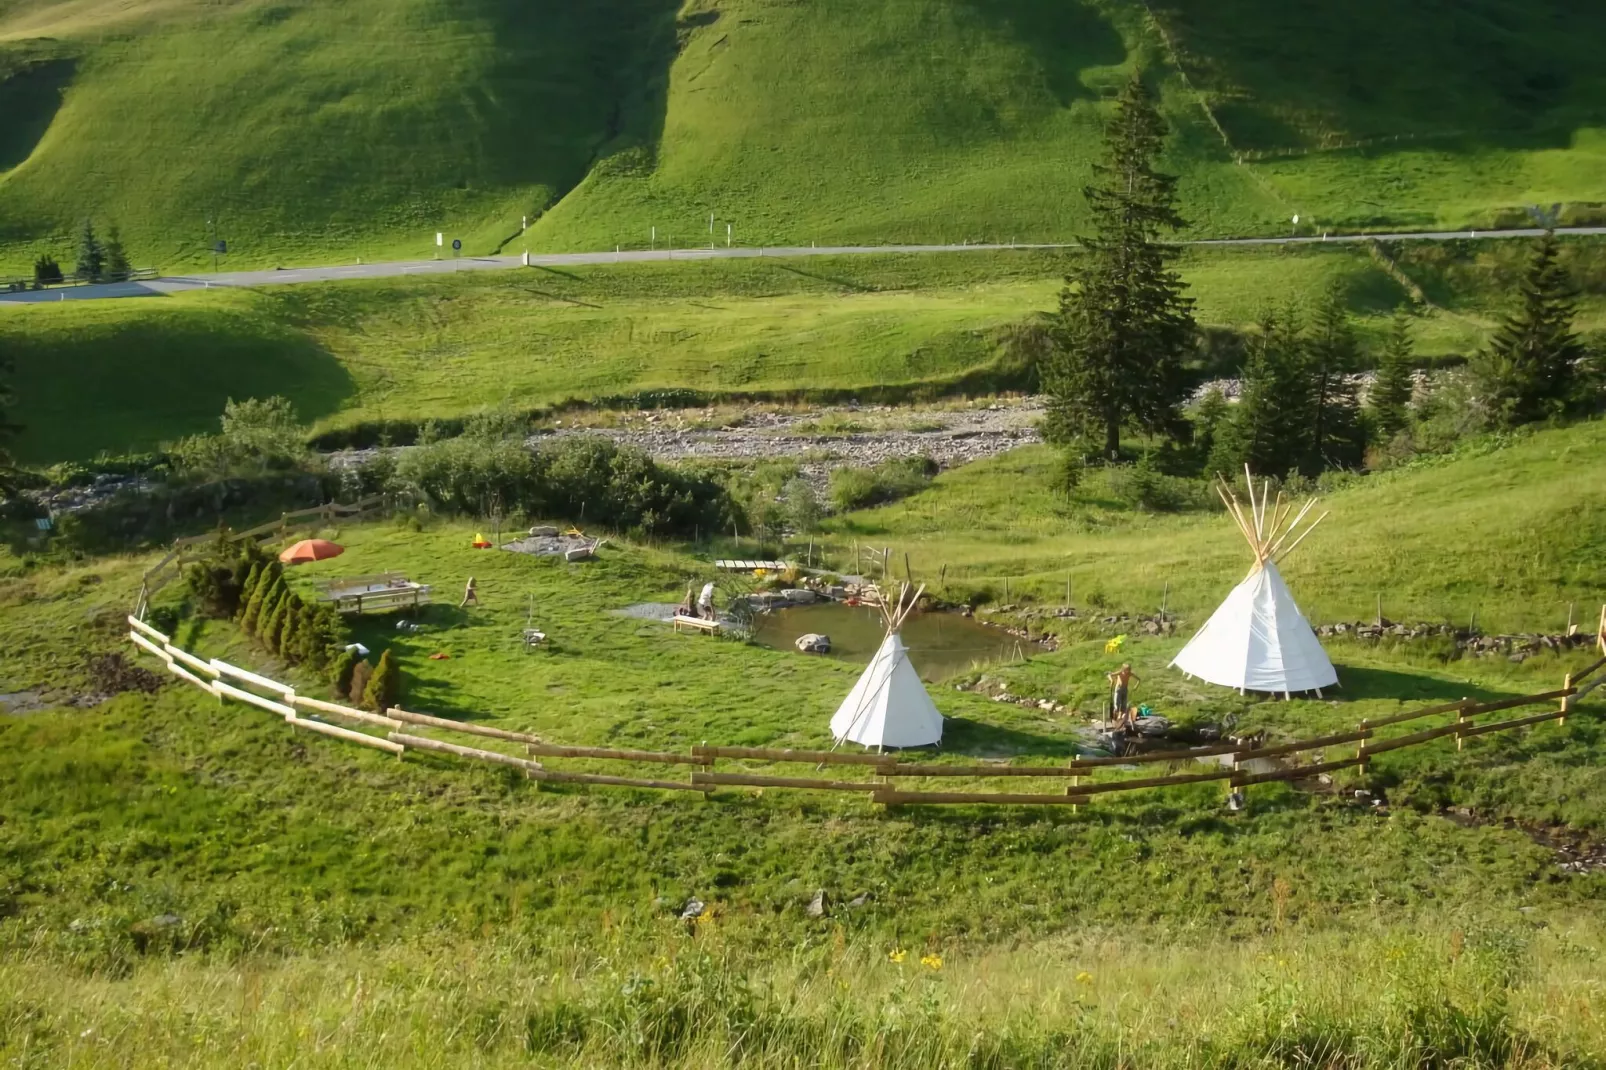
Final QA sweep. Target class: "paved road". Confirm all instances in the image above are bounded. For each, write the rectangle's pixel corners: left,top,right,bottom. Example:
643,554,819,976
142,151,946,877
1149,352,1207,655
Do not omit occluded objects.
4,227,1603,304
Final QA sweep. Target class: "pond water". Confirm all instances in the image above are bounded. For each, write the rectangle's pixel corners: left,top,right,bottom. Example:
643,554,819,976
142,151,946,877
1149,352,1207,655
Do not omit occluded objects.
751,603,1019,682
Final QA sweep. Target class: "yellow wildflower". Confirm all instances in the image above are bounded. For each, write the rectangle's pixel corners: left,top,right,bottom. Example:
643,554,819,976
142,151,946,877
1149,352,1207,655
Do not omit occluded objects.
888,948,907,964
920,953,943,970
1075,971,1093,985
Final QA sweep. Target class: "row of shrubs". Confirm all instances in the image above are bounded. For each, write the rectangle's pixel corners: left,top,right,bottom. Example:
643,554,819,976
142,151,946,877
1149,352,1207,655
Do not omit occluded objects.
184,539,400,712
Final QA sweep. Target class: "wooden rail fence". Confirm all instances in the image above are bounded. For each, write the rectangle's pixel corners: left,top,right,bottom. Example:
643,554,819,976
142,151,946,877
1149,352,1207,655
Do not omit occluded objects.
128,623,1604,810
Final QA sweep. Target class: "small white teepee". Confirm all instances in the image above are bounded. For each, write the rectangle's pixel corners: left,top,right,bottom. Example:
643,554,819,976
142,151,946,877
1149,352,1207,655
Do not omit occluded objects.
829,583,944,750
1171,467,1339,697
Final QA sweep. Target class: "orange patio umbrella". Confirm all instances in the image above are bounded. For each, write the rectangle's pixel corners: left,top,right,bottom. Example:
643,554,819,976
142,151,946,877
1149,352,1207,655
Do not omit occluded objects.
279,538,345,565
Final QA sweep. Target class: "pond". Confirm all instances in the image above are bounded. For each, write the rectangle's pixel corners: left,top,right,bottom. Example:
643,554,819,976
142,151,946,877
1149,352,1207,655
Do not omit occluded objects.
751,602,1020,682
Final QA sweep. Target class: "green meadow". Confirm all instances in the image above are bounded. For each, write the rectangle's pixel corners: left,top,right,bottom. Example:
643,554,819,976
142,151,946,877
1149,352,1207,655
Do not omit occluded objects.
8,240,1605,463
2,422,1605,1063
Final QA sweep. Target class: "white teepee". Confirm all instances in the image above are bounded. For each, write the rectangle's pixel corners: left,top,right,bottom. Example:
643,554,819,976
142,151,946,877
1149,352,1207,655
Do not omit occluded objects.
829,583,944,750
1171,468,1339,697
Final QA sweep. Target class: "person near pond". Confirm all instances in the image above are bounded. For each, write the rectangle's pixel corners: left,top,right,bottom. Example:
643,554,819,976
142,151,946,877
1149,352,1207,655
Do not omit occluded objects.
698,581,717,621
1107,663,1138,724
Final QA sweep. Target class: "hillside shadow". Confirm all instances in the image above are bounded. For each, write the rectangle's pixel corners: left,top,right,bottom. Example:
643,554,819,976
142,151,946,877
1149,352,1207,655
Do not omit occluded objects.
965,0,1125,107
8,312,354,464
473,0,685,214
1153,0,1606,152
0,56,73,173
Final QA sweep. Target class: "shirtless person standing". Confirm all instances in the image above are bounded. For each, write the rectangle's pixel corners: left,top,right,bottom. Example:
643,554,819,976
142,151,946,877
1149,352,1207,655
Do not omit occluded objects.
1106,663,1139,725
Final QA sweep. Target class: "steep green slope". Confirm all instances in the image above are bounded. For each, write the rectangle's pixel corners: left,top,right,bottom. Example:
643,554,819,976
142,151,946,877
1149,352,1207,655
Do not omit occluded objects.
0,0,681,270
1,0,1603,271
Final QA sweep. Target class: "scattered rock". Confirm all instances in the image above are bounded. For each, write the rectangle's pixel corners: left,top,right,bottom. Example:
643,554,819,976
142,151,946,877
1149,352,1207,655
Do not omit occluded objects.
528,525,559,537
795,633,831,654
782,589,818,604
680,898,705,920
806,889,827,918
501,534,600,559
848,893,871,908
150,914,182,928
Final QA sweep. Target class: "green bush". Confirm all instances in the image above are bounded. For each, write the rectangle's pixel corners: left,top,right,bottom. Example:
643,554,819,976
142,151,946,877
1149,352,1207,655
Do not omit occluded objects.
348,659,374,708
362,649,401,712
829,455,937,512
328,648,359,699
393,434,732,537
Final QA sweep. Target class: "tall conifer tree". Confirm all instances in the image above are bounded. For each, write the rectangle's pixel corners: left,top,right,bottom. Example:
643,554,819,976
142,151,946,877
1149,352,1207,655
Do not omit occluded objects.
1042,72,1195,462
1303,287,1363,472
1473,231,1585,427
1369,308,1417,443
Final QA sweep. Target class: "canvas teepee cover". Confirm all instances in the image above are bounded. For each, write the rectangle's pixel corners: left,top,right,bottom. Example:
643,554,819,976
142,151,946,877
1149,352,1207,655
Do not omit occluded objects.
1171,469,1338,695
829,585,944,749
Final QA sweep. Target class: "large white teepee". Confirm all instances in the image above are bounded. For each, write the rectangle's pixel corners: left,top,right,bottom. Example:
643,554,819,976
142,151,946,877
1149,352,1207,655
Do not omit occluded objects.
829,583,944,750
1171,468,1338,696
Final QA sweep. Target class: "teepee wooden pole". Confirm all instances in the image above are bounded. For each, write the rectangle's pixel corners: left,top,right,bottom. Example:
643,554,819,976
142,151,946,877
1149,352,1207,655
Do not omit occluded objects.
1217,482,1257,549
1271,511,1329,563
1265,498,1319,561
1243,467,1262,538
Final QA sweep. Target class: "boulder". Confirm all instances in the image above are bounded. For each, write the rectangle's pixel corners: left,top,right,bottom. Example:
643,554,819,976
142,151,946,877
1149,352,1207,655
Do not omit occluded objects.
795,633,831,654
782,588,818,604
529,525,559,537
806,889,827,918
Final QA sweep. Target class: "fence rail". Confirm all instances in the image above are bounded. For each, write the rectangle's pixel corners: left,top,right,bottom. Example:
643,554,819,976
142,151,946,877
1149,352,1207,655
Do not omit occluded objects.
126,627,1602,810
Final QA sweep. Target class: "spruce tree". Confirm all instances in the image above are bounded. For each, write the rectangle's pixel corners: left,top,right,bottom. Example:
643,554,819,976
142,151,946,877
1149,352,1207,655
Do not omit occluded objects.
255,578,286,645
1189,387,1229,468
1473,231,1585,427
299,604,342,672
103,226,131,282
1042,72,1195,462
1302,287,1363,473
348,659,374,707
75,219,105,282
1207,309,1310,479
329,648,359,699
235,562,264,621
240,570,273,634
275,594,303,658
363,649,401,713
263,595,291,656
1369,308,1417,443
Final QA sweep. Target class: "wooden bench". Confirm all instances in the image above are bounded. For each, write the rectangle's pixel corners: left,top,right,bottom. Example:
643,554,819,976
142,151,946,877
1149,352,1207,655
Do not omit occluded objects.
673,614,721,634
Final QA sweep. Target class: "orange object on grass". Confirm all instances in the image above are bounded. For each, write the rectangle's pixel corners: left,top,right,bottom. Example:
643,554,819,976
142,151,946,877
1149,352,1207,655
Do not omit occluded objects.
472,532,493,549
279,539,345,564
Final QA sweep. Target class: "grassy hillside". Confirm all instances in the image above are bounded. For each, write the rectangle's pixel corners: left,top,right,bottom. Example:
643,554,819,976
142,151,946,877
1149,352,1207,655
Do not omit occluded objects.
1,481,1604,1063
822,420,1606,635
1,0,1604,271
11,241,1605,464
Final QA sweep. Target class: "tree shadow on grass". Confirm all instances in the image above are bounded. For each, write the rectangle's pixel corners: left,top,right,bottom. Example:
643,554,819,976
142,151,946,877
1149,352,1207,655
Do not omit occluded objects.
962,0,1125,109
768,262,879,295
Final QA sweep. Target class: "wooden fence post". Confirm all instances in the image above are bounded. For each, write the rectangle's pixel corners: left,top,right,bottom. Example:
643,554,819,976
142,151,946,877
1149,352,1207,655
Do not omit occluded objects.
1561,674,1573,725
1456,697,1470,750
